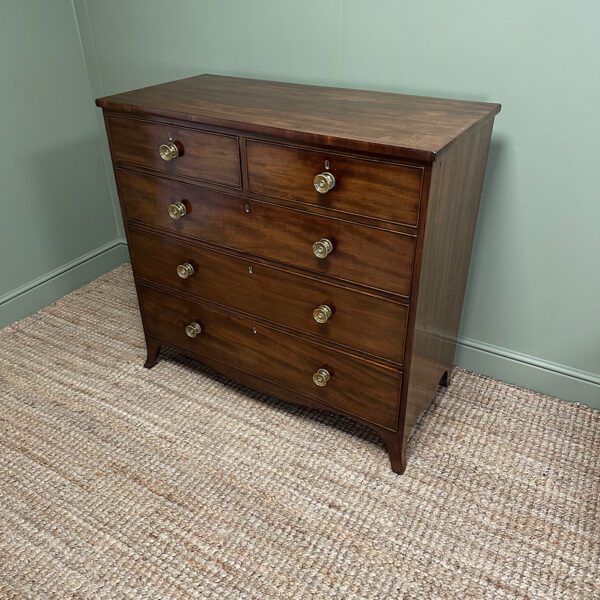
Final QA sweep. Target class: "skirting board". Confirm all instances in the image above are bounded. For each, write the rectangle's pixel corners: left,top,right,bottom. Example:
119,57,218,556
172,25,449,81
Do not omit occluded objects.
0,238,129,329
455,337,600,409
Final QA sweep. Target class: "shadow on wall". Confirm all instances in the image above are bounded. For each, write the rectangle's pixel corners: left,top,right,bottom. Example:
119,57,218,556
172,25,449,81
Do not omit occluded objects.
481,137,507,209
463,135,511,268
457,135,510,335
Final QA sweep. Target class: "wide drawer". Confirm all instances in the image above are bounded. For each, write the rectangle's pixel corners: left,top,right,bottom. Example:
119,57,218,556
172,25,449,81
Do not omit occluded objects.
139,285,402,430
129,227,409,364
246,140,423,226
106,115,241,188
118,170,416,297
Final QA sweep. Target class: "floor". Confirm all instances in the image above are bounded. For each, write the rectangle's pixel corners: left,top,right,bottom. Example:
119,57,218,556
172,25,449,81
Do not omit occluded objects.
0,265,598,599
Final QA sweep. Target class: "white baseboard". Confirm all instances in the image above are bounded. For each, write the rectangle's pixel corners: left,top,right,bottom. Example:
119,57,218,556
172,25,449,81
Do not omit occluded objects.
455,336,599,409
0,238,128,328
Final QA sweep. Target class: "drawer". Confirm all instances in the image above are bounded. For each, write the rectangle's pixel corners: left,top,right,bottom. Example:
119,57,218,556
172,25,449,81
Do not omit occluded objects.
106,115,241,188
129,227,409,364
139,285,402,430
118,170,416,297
246,140,423,226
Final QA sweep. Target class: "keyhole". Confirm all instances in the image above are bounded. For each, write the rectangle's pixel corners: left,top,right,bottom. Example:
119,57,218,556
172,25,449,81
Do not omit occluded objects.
244,203,251,214
325,159,330,170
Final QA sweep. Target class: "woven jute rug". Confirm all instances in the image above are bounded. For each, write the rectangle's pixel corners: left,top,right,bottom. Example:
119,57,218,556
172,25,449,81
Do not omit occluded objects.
0,265,598,599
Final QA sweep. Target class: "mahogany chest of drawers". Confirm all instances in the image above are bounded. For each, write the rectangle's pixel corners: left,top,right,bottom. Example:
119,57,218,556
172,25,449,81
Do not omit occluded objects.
97,75,500,474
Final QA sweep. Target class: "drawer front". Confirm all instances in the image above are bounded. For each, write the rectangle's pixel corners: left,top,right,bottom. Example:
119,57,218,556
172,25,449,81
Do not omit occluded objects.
129,227,408,364
119,170,416,297
107,115,241,188
139,285,401,430
246,140,422,226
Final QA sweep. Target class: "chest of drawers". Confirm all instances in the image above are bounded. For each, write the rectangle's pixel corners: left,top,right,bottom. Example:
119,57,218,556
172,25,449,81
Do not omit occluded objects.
97,75,500,474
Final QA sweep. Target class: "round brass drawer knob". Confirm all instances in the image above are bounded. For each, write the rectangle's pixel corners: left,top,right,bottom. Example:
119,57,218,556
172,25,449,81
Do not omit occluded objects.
313,368,331,387
159,142,179,161
168,202,187,219
314,171,335,194
185,322,202,338
312,238,333,259
313,304,332,324
177,263,195,279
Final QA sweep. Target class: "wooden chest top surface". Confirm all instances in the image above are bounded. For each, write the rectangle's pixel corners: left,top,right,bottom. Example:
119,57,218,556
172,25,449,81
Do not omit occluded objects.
96,74,500,161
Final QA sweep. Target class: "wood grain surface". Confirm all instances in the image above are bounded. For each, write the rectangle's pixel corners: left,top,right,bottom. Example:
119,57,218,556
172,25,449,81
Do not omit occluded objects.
117,169,417,297
129,227,409,364
401,120,495,443
107,114,241,188
246,140,423,226
97,74,500,161
139,285,402,430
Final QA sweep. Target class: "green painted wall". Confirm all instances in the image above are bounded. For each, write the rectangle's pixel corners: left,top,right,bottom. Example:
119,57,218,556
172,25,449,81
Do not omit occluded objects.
3,0,598,406
0,0,125,327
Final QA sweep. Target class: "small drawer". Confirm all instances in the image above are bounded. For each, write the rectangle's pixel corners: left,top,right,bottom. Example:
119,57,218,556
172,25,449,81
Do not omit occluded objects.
129,227,409,364
106,115,241,188
139,285,402,430
118,170,416,297
246,140,423,226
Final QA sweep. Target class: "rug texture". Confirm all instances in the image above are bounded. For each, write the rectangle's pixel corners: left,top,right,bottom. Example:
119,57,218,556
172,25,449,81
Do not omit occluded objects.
0,265,598,599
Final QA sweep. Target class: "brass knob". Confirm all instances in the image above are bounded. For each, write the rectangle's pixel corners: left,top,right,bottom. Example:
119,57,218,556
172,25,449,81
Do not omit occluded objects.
185,322,202,338
313,368,331,387
177,263,194,279
313,238,333,259
313,305,332,324
314,172,336,194
168,202,187,219
159,142,179,161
